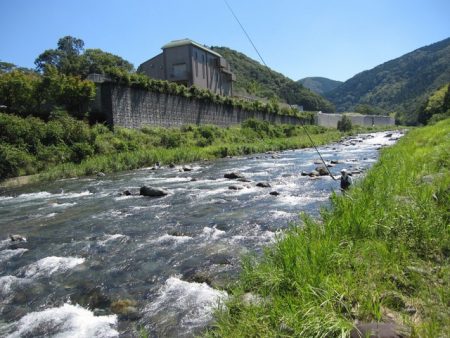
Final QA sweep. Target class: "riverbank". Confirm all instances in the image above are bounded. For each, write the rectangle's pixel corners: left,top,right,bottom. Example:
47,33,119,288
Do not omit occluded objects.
206,119,450,337
0,113,388,188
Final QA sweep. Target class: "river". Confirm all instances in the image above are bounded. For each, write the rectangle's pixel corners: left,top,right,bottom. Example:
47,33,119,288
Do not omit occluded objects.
0,131,402,337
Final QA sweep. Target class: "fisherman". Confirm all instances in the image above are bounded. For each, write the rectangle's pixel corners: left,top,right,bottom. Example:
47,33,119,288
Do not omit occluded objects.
340,169,352,190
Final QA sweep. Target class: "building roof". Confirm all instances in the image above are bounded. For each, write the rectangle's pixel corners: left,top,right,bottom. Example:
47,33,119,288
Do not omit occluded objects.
162,39,222,58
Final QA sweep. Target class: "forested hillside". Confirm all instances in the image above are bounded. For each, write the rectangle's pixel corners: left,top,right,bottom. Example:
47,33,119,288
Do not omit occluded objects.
325,37,450,124
298,77,342,95
212,47,335,112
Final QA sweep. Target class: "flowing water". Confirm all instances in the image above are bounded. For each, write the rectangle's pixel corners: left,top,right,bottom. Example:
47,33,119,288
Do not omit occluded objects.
0,131,402,337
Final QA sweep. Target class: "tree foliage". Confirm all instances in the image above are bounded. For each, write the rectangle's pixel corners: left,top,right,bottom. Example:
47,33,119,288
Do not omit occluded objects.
211,46,335,112
35,36,134,77
0,66,95,119
325,37,450,125
337,115,352,132
417,83,450,125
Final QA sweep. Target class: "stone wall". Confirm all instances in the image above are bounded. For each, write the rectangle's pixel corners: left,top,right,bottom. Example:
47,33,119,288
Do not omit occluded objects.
316,112,395,128
95,83,308,129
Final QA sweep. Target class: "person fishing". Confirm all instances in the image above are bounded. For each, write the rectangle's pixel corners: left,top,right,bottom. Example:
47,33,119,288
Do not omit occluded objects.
340,169,352,190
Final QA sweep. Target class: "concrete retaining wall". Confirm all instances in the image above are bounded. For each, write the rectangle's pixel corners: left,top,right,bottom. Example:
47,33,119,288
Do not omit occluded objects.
94,83,309,128
316,112,394,128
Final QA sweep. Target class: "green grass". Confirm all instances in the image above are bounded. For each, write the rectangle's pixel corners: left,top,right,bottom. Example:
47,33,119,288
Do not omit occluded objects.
206,119,450,337
2,112,389,183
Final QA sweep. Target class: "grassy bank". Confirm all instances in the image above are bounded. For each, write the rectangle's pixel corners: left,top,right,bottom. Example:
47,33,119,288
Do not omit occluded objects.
0,112,385,184
207,119,450,337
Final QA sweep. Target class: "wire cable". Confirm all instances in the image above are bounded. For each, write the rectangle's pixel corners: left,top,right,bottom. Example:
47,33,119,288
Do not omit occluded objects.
223,0,337,180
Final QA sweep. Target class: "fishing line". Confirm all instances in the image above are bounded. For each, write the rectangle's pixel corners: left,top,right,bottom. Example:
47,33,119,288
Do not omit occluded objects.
223,0,337,180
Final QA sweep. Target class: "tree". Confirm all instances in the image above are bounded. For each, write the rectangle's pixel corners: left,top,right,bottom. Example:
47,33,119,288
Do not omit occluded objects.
337,115,352,131
35,36,85,76
417,83,450,125
0,70,41,116
81,49,134,76
35,36,134,78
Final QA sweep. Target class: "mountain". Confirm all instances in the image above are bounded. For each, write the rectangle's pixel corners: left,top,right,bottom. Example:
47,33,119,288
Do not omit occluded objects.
325,37,450,124
211,47,335,112
298,77,343,95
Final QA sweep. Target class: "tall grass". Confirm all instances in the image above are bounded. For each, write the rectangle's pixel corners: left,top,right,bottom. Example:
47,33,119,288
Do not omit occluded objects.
206,119,450,337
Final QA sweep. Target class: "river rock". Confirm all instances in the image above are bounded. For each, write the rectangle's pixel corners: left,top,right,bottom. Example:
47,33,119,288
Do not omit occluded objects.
229,185,244,190
270,191,280,196
224,172,245,179
182,165,193,171
301,171,308,176
168,231,186,237
256,182,271,188
123,190,132,196
350,322,409,338
237,177,251,182
309,170,319,177
96,172,106,177
111,299,140,321
10,234,26,242
169,162,175,168
140,186,168,197
184,271,213,286
241,292,264,306
316,167,329,175
190,178,198,182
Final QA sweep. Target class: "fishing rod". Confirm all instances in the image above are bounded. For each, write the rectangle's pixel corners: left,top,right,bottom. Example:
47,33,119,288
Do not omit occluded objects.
223,0,337,181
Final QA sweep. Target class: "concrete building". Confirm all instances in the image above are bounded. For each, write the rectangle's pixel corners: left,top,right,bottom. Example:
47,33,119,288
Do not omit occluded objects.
138,39,236,96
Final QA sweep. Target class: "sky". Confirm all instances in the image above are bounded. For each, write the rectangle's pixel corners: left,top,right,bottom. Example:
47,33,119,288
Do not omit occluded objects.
0,0,449,82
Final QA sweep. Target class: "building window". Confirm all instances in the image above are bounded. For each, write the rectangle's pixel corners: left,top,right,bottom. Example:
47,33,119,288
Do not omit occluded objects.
172,63,187,78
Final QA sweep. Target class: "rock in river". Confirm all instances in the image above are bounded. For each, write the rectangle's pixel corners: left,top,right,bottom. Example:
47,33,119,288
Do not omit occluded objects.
10,234,27,242
315,166,329,176
256,182,271,188
140,186,168,197
224,172,245,179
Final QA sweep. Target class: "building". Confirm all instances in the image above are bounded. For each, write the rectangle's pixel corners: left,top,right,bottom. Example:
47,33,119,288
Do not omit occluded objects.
137,39,235,96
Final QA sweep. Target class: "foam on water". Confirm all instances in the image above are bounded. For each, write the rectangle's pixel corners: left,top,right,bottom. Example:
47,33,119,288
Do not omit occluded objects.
50,202,77,208
5,303,118,338
58,190,93,199
97,234,128,246
145,276,227,330
0,275,27,296
0,239,12,250
202,227,225,240
15,191,53,201
269,210,297,220
0,196,13,202
156,234,193,245
0,248,28,263
22,256,85,278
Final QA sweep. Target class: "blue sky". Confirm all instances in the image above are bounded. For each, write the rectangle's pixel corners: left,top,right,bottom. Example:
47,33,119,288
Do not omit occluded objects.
1,0,449,81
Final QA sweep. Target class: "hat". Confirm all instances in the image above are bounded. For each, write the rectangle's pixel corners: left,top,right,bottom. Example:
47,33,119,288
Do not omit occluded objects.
341,169,348,173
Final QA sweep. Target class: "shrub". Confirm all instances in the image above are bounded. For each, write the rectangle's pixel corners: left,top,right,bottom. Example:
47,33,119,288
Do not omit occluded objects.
0,144,36,178
70,142,94,163
337,115,353,132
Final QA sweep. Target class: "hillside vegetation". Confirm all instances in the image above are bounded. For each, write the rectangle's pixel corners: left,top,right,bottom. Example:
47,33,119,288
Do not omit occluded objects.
0,112,343,182
298,77,343,95
325,37,450,124
212,47,335,112
208,119,450,337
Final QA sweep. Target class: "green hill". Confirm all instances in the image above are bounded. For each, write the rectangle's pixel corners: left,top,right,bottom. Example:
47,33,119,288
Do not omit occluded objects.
212,47,335,112
298,77,343,95
325,37,450,124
